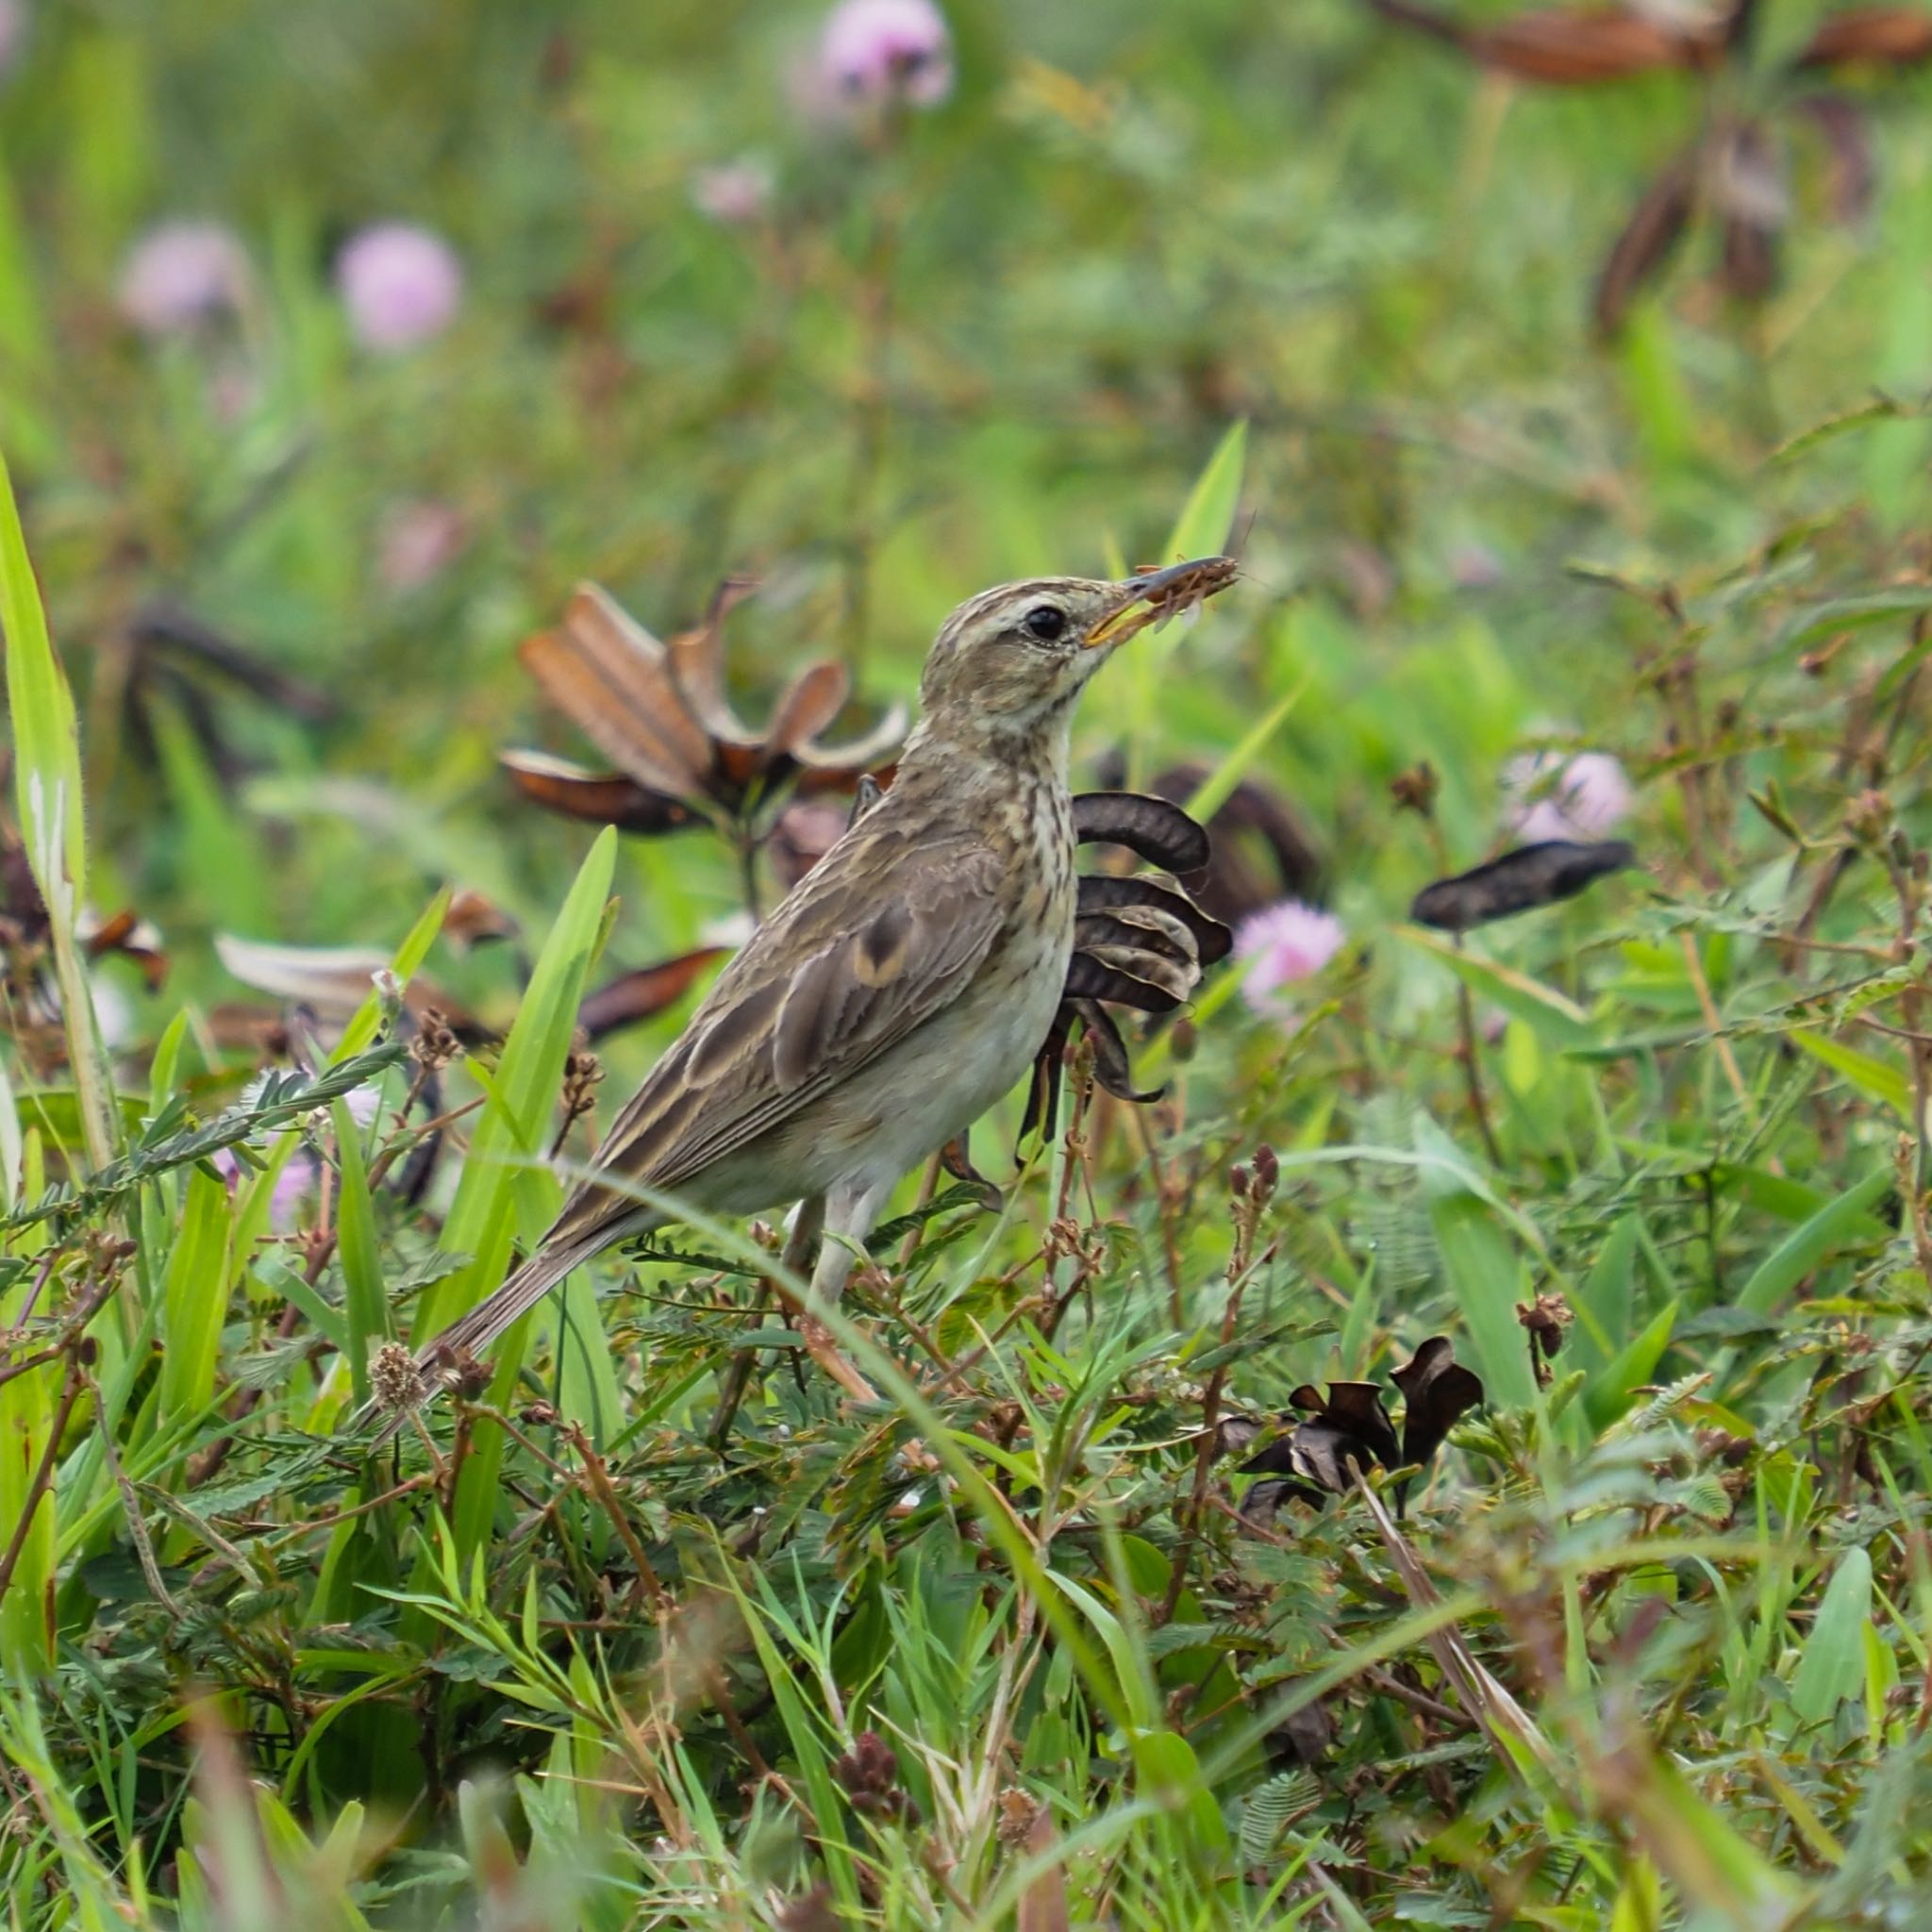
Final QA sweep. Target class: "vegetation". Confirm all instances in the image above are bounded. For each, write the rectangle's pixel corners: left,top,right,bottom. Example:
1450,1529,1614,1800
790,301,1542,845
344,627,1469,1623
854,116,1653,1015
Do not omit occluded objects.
3,1,1932,1924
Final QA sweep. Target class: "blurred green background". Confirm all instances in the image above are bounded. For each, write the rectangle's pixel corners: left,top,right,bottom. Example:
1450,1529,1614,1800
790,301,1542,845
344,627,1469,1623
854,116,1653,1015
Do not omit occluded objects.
7,0,1927,1068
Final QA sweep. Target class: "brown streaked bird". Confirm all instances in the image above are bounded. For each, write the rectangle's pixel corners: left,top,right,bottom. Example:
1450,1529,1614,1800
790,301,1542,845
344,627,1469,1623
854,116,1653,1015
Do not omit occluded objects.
388,557,1238,1414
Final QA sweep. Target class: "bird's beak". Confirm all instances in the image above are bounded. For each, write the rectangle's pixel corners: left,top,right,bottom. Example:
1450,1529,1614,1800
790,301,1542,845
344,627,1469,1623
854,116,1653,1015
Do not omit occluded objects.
1083,554,1240,648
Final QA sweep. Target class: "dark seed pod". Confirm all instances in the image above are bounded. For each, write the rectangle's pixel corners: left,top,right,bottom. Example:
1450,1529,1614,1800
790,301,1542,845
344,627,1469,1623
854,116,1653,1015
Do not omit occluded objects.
1074,905,1198,972
1409,840,1635,932
1071,997,1164,1105
1076,873,1233,964
1065,952,1184,1013
1390,1335,1486,1472
1072,792,1210,874
1019,1010,1072,1144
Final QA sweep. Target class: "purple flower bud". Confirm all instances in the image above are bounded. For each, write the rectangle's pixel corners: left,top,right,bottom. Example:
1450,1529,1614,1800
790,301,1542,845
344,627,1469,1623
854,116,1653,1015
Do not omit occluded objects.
117,222,251,337
335,223,463,353
376,498,467,591
1233,899,1346,1018
0,0,28,79
691,158,774,226
819,0,953,108
1506,750,1632,844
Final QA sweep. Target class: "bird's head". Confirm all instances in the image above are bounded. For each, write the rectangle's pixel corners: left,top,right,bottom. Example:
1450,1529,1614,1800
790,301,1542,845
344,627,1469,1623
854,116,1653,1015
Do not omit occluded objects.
917,556,1238,741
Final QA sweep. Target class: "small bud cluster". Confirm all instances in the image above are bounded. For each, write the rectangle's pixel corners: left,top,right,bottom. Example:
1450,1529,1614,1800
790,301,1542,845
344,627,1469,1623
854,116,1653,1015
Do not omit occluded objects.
1515,1291,1573,1386
831,1730,918,1824
370,1341,427,1414
409,1008,464,1074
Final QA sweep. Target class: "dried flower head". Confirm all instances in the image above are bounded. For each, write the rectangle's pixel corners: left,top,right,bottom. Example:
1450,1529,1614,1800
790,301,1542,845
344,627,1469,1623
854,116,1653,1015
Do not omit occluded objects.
370,1341,427,1414
503,577,904,839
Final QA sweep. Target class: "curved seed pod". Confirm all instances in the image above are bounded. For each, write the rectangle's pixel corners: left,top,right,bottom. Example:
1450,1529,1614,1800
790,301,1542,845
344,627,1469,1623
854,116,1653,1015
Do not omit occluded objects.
1070,997,1163,1105
1077,941,1197,1008
1065,952,1184,1013
1072,792,1210,874
1077,874,1231,963
763,661,852,767
791,701,909,774
528,586,714,795
1391,1336,1485,1473
1593,152,1698,339
665,575,760,745
501,750,701,834
1410,839,1635,932
1019,1009,1072,1143
1074,904,1199,972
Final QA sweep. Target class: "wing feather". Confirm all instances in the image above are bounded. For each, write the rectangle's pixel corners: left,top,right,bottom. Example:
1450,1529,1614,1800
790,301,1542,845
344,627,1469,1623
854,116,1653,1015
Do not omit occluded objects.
545,820,1007,1247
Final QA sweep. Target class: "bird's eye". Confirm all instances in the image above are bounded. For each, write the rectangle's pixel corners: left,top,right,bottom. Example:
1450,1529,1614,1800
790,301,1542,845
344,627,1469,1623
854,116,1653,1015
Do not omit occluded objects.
1022,605,1067,642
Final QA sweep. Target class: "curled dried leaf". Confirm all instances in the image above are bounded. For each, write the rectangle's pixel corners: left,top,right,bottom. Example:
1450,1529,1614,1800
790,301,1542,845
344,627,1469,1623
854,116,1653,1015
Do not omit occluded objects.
1410,839,1636,931
1795,7,1932,71
577,950,726,1041
501,749,700,836
1390,1336,1486,1469
1593,151,1700,337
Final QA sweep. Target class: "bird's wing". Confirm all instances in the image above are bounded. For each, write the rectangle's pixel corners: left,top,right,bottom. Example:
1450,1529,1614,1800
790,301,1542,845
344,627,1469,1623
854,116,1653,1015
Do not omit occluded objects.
545,815,1008,1249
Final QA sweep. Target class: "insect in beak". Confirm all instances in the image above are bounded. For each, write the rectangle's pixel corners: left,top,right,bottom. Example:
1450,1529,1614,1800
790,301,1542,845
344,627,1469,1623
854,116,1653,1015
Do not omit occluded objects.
1082,555,1240,648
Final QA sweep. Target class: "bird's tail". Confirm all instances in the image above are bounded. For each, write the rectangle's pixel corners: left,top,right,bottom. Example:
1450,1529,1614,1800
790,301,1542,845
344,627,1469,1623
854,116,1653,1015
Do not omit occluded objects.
362,1221,645,1444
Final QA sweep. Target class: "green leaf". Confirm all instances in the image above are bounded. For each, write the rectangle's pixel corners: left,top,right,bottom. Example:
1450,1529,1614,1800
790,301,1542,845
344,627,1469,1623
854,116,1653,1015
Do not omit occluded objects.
332,1097,387,1406
158,1168,236,1429
1163,418,1248,562
410,830,616,1557
1790,1030,1911,1119
1428,1191,1540,1409
0,447,113,1169
1395,925,1597,1052
1789,1549,1873,1726
1735,1166,1891,1316
1183,676,1307,826
1585,1298,1677,1431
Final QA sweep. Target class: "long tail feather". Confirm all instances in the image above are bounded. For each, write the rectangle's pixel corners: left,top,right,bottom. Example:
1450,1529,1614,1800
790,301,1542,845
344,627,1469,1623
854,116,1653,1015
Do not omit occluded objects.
360,1221,649,1445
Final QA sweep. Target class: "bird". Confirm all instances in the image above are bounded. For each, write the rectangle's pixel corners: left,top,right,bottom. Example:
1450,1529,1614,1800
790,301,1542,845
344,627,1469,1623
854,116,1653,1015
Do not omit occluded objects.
383,555,1237,1419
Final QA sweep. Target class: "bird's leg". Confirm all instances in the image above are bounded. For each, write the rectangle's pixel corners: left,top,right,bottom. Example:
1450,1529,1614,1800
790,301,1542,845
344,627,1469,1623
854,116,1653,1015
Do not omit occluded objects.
708,1194,824,1448
808,1178,892,1306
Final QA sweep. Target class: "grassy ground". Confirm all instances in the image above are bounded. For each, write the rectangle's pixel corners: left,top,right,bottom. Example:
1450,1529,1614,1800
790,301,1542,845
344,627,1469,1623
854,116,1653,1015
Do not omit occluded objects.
4,1,1932,1924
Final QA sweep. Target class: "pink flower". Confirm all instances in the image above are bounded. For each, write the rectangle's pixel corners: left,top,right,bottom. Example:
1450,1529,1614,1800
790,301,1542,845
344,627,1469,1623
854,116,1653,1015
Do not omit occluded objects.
117,222,251,336
1234,900,1346,1017
0,1,27,78
376,498,468,591
213,1081,383,1231
819,0,953,108
1507,750,1632,844
691,158,774,225
335,223,463,352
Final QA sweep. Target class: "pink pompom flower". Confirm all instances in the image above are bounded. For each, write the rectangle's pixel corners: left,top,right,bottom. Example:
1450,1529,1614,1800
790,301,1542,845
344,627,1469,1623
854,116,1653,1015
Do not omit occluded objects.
212,1080,384,1231
1234,900,1346,1017
1507,750,1632,844
691,158,774,226
375,498,468,591
819,0,953,108
0,0,28,79
118,222,251,337
335,223,463,352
